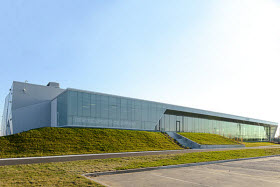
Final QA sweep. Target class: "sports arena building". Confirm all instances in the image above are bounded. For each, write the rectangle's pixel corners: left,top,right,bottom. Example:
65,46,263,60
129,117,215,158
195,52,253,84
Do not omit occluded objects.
1,81,278,141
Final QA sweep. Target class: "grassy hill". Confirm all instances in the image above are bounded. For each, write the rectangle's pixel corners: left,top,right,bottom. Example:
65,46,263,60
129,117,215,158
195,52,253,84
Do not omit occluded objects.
178,132,240,145
0,127,181,158
242,142,278,147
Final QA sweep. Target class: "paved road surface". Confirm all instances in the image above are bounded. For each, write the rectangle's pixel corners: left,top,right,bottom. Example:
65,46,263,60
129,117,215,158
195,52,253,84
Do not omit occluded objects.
0,145,279,166
91,156,280,187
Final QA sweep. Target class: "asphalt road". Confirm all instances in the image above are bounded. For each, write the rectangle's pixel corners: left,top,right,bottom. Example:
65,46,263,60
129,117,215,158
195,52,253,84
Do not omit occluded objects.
90,155,280,187
1,145,280,166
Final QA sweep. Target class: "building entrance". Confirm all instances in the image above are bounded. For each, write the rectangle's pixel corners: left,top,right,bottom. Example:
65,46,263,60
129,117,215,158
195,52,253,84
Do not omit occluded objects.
176,121,181,132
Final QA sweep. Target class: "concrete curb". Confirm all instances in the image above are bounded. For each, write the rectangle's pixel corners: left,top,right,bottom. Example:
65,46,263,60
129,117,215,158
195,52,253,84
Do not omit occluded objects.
83,154,280,178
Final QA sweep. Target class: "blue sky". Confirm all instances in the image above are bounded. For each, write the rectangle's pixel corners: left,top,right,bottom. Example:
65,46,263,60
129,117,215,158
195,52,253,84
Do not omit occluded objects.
1,0,280,135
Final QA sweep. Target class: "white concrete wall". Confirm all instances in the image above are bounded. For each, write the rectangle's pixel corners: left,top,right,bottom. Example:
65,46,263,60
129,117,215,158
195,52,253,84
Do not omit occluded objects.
10,81,64,134
13,101,51,133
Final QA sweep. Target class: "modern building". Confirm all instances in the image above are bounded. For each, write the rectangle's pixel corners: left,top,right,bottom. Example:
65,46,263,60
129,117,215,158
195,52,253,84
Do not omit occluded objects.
1,81,278,141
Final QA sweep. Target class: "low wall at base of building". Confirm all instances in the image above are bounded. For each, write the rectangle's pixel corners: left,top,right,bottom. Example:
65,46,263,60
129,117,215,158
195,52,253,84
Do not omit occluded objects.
166,132,245,149
200,144,245,149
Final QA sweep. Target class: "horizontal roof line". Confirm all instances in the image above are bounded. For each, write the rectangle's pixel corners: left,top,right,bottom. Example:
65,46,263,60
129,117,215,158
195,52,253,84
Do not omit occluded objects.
53,88,278,126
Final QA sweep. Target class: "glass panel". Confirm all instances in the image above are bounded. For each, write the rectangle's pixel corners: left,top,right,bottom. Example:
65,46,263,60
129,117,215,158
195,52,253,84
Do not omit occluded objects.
169,115,176,131
109,96,117,120
68,91,77,116
82,93,90,117
121,98,127,120
100,95,108,119
127,99,132,121
77,92,83,117
135,100,142,121
90,94,96,117
141,101,148,121
57,91,68,126
164,114,170,131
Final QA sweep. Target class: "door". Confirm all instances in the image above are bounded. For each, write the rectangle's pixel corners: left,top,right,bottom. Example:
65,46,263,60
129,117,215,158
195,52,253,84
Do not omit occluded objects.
176,121,180,132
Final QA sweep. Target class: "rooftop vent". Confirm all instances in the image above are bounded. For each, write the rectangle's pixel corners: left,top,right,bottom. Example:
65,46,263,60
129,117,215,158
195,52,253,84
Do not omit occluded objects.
47,82,60,88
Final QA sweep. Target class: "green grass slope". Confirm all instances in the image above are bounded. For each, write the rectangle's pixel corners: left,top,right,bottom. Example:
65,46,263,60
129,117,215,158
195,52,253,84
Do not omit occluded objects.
178,132,240,145
1,148,280,186
0,127,181,158
242,142,278,147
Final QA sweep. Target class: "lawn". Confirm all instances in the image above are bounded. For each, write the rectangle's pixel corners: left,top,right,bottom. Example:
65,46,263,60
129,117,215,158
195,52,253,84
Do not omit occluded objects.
242,142,279,147
1,148,280,186
178,132,240,145
0,127,181,158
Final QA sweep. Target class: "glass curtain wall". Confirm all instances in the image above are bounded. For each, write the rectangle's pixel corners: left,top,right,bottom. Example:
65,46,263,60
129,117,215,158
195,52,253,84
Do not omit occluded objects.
159,114,272,141
57,90,166,130
56,90,277,141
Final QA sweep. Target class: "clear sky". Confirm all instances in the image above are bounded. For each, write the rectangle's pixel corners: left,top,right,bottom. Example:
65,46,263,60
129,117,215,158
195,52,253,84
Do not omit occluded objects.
0,0,279,135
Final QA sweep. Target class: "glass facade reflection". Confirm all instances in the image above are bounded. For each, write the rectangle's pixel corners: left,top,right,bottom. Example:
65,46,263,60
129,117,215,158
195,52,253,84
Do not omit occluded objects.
56,89,277,141
57,90,165,131
158,114,276,141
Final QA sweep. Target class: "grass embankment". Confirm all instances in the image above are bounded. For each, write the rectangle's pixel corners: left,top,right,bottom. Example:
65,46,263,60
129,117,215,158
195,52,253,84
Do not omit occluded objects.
178,132,240,145
0,127,181,158
243,142,278,147
1,148,280,186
